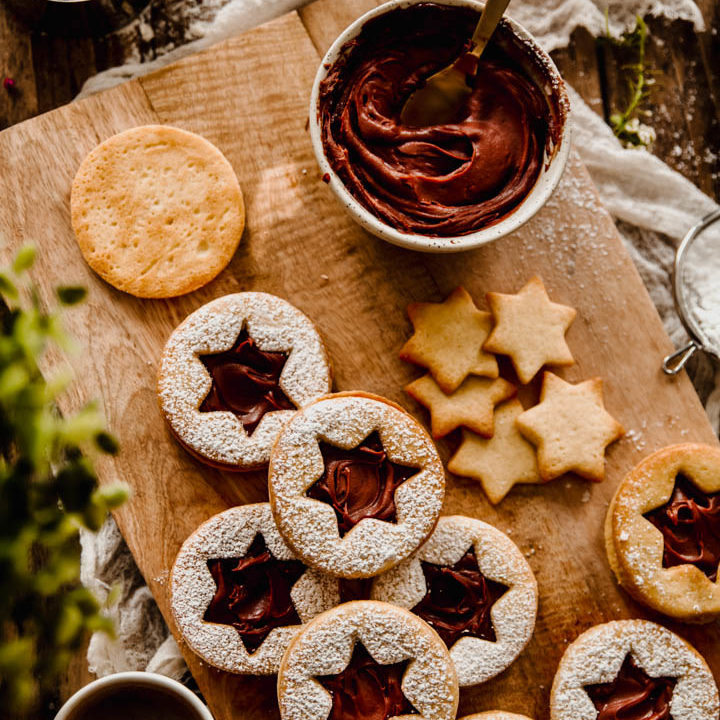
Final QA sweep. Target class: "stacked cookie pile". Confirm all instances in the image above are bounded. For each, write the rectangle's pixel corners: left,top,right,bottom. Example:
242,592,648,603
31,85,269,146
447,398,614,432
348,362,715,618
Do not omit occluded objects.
160,291,539,720
400,280,624,504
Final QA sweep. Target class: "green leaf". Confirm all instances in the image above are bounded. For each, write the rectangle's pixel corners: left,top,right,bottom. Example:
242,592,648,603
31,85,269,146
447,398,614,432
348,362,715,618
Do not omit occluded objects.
94,431,120,455
0,272,18,300
12,246,36,275
56,286,87,305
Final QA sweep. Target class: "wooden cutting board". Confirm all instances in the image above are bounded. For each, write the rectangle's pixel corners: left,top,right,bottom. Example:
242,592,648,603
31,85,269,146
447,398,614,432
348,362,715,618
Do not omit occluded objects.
0,1,718,718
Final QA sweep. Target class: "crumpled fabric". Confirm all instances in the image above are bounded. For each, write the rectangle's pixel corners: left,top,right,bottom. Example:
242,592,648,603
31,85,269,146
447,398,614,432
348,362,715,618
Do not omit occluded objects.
77,0,718,686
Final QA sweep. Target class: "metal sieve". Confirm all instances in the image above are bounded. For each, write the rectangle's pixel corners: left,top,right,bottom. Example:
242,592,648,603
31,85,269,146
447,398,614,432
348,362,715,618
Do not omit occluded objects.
663,208,720,375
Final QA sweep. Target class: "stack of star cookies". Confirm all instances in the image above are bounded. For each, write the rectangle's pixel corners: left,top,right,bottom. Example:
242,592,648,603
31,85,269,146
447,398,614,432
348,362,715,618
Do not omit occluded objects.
400,279,624,504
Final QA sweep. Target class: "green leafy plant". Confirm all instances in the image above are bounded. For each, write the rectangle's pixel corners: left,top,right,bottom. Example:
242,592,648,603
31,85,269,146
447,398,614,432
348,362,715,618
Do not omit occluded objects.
0,246,128,715
603,14,655,147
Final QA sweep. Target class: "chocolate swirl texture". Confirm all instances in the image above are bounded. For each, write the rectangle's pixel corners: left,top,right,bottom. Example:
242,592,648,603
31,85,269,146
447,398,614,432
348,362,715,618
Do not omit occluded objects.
315,643,417,720
199,328,295,434
204,534,305,653
307,431,418,537
411,547,508,647
319,2,562,237
644,474,720,581
584,655,676,720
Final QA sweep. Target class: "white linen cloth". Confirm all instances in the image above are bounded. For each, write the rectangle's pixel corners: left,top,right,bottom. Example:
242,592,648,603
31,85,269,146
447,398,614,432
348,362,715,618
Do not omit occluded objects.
77,0,719,684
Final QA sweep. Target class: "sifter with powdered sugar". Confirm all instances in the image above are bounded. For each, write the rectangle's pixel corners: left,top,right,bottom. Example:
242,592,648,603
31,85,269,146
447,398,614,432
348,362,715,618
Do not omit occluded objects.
663,208,720,375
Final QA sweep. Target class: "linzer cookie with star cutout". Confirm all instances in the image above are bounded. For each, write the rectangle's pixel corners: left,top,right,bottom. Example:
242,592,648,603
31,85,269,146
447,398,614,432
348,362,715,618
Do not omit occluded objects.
550,620,719,720
268,392,445,579
276,600,459,720
605,443,720,623
371,515,537,686
170,503,339,674
158,292,331,470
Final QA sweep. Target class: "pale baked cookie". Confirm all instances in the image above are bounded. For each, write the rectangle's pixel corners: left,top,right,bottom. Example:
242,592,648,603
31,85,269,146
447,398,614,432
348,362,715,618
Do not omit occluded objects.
550,620,719,720
158,292,331,470
405,373,516,438
371,515,537,686
448,400,542,505
268,392,445,579
277,600,459,720
517,372,624,482
71,125,244,298
606,443,720,623
400,287,498,393
459,714,534,720
484,277,576,384
170,503,339,675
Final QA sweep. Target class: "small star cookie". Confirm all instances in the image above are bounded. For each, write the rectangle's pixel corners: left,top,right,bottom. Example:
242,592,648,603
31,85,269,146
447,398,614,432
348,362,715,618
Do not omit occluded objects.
517,372,624,482
405,373,516,438
400,287,498,393
484,277,576,384
448,400,541,504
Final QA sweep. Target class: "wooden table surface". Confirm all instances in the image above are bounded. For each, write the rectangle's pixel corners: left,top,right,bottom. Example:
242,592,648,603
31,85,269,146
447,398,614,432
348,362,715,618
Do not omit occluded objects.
0,0,718,716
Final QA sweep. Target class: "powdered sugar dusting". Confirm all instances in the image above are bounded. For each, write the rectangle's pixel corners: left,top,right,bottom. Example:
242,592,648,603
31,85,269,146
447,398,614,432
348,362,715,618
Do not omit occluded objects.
170,503,338,674
268,393,445,578
277,600,458,720
371,515,538,686
550,620,719,719
158,292,332,468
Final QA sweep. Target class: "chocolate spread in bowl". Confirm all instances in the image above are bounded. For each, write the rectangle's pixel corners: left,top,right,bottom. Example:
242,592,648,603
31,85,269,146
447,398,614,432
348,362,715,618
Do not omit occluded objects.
319,2,565,238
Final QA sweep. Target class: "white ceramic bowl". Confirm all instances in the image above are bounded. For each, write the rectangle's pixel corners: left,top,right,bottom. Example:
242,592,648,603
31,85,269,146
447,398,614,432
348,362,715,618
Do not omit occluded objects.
54,671,214,720
309,0,571,253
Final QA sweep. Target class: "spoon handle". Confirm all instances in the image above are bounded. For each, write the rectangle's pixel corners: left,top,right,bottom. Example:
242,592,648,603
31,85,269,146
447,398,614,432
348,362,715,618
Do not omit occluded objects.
470,0,512,59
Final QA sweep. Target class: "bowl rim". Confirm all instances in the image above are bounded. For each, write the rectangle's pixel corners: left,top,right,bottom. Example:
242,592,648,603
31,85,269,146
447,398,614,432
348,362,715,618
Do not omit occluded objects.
308,0,572,253
53,671,215,720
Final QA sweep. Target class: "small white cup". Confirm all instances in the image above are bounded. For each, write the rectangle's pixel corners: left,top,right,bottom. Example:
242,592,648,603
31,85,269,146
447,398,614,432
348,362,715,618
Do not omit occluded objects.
309,0,571,253
54,671,214,720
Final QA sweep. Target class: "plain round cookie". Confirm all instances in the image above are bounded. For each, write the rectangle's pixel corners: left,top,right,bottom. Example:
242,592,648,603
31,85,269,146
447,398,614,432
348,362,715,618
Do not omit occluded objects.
371,515,538,686
158,292,332,470
268,391,445,578
550,620,719,720
170,503,339,675
606,443,720,622
277,600,459,720
71,125,244,298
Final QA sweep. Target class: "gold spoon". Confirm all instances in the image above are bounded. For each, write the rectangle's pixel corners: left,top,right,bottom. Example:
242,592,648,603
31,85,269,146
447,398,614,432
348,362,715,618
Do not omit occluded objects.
400,0,512,127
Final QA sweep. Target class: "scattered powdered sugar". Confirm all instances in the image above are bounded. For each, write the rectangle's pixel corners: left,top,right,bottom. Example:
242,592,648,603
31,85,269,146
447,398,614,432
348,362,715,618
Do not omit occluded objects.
277,601,458,720
158,292,332,468
268,394,445,579
550,620,720,719
371,515,538,687
170,503,338,675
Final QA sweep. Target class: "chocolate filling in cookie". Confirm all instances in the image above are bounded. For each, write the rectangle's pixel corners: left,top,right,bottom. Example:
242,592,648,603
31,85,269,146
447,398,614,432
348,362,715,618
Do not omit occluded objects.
411,547,508,647
315,643,418,720
204,534,305,652
306,431,419,537
199,328,295,434
644,474,720,581
584,654,677,720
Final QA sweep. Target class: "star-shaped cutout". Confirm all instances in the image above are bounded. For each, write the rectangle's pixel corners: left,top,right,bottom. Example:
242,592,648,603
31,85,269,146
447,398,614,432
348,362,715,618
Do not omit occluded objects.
516,372,624,482
315,642,419,720
584,654,677,720
448,399,542,504
400,287,498,394
484,276,576,384
644,473,720,581
306,431,419,537
411,545,508,648
199,327,295,435
405,372,516,438
204,533,305,653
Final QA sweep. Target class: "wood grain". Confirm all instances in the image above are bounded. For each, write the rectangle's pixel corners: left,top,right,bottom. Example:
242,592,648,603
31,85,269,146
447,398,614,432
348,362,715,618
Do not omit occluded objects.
0,7,719,720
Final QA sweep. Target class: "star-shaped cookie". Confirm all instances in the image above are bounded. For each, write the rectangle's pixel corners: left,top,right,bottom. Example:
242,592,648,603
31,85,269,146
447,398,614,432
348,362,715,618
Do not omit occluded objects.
484,277,576,384
400,287,498,393
448,399,541,504
405,373,516,438
517,372,624,482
